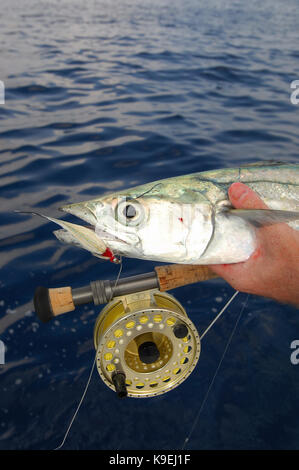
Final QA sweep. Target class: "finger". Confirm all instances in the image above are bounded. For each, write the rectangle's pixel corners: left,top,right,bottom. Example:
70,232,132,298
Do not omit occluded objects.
229,182,296,239
228,182,268,210
209,264,230,277
208,261,244,278
209,183,266,279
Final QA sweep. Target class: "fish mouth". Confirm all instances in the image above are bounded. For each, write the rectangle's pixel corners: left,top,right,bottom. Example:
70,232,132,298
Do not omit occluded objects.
60,200,141,255
94,224,141,253
53,224,130,264
93,226,129,245
59,201,100,226
73,224,133,253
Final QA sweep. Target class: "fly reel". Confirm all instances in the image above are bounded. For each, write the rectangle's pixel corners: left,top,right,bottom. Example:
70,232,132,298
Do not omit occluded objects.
34,265,217,398
93,289,201,398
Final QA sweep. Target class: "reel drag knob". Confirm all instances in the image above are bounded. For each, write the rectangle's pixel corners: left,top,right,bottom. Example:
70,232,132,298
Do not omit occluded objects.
173,322,188,339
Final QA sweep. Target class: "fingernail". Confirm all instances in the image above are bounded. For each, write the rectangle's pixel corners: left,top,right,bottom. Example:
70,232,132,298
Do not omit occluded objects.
231,183,249,201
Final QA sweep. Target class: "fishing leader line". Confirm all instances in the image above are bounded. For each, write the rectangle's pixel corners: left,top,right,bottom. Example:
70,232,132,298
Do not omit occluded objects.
181,292,249,450
54,258,123,450
54,354,97,450
200,290,240,340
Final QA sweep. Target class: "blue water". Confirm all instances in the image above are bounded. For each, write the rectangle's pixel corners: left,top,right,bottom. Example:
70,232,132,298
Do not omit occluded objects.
0,0,299,450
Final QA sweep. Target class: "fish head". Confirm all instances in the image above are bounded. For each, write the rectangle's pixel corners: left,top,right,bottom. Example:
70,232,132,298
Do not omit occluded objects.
60,181,214,263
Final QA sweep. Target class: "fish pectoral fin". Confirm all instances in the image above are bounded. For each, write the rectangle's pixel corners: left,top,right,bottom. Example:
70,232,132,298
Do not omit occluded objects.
227,208,299,227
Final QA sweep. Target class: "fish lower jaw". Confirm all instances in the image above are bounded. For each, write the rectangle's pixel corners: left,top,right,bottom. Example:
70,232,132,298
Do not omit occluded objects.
95,225,139,246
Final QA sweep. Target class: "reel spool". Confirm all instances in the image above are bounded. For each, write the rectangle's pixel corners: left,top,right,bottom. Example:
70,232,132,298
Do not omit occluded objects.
93,289,201,398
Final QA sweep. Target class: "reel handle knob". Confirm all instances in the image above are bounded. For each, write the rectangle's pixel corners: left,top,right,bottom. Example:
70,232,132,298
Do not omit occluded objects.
34,286,75,323
112,372,128,398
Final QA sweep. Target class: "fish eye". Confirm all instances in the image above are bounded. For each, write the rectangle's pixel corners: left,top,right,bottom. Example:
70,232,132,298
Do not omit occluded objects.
123,204,137,219
115,199,144,226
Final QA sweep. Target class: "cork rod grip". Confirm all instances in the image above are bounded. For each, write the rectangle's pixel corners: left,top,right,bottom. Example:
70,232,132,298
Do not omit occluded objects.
48,287,75,316
34,286,75,323
155,264,218,291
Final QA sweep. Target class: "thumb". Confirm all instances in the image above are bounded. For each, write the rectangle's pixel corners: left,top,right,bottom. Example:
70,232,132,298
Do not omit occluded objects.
228,182,269,210
209,182,268,278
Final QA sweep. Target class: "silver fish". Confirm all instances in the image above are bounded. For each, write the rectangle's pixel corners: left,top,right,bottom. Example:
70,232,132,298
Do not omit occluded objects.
30,162,299,264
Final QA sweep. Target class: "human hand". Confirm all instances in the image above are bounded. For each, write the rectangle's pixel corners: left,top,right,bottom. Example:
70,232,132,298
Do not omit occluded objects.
209,182,299,307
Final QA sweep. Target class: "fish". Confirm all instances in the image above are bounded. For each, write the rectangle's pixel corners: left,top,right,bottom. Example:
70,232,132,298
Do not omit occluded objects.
20,162,299,265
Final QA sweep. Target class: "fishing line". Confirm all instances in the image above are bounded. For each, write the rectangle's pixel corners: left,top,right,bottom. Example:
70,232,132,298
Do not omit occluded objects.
200,290,240,340
134,183,163,199
181,292,249,450
111,256,123,296
54,259,123,450
54,355,97,450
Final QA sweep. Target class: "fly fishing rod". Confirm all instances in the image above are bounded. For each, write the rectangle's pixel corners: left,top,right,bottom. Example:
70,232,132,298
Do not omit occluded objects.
34,265,217,322
34,265,219,398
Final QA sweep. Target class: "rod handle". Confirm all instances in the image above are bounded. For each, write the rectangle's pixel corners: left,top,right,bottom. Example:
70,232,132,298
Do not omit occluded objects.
34,286,75,323
155,264,218,292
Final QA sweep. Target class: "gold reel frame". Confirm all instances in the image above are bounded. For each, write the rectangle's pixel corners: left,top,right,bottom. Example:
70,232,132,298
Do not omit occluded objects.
94,289,201,398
